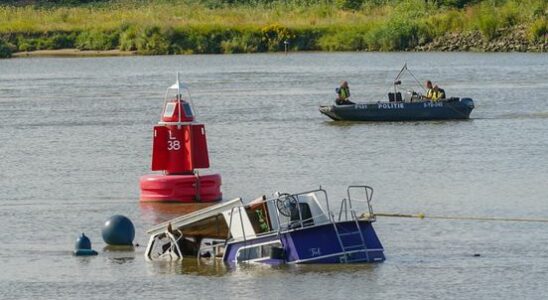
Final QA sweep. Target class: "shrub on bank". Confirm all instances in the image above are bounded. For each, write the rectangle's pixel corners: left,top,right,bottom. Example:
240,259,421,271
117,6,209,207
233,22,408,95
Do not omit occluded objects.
318,27,367,51
135,26,170,55
365,0,431,50
170,27,230,54
48,32,76,48
474,5,499,40
424,10,466,37
335,0,364,11
498,1,521,27
13,32,76,51
261,24,293,52
119,25,139,51
0,38,14,58
0,0,544,55
220,31,262,53
75,30,119,50
365,21,424,51
289,27,323,51
528,18,547,42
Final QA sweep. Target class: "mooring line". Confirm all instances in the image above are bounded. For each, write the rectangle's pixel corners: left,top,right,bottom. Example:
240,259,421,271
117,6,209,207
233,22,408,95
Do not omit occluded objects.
375,212,548,223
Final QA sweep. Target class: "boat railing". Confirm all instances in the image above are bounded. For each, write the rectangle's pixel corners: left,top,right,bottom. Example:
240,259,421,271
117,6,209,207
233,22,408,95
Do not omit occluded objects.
198,239,225,259
225,186,375,244
338,186,375,222
265,186,376,232
145,228,184,260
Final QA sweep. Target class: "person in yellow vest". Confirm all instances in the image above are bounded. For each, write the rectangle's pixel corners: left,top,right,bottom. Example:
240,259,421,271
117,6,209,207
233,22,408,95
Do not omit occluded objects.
431,85,446,101
424,80,434,100
335,81,354,105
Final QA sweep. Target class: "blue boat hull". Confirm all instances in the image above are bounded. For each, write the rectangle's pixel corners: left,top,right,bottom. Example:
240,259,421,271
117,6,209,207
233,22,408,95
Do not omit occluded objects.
320,98,474,121
224,220,385,265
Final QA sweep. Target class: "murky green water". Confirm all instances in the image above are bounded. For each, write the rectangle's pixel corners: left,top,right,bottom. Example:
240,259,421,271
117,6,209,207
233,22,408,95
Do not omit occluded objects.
0,52,547,299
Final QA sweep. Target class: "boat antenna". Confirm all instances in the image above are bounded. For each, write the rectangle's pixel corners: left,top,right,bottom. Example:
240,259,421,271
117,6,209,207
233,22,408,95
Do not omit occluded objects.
394,63,427,94
394,62,407,82
406,67,427,93
393,63,407,94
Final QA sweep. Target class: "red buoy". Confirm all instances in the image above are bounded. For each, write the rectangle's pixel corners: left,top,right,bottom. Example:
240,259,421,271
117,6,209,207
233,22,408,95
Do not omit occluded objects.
139,74,222,203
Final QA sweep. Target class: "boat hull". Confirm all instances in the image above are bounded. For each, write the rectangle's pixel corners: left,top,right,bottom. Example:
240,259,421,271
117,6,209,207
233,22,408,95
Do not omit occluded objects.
223,220,385,264
320,98,474,121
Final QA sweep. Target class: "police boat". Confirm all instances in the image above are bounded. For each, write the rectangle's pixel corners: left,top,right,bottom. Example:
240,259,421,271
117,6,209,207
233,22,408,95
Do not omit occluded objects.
319,65,475,122
145,185,385,264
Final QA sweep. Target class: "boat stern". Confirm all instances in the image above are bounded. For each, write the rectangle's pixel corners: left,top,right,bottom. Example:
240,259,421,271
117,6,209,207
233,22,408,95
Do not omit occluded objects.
281,221,385,264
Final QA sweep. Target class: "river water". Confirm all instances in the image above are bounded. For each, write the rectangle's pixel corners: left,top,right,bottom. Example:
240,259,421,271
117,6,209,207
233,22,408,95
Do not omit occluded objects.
0,52,547,299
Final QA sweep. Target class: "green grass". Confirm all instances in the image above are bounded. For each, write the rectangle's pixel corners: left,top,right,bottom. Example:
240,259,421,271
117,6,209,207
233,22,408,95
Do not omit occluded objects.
0,0,546,58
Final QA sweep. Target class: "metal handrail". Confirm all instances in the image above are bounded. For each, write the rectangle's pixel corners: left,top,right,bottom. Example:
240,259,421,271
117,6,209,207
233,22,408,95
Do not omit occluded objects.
166,229,184,258
338,198,348,221
226,186,375,242
347,185,375,222
197,240,225,259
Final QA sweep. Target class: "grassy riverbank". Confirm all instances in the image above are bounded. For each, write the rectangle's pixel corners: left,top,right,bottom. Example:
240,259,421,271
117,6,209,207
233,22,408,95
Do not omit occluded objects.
0,0,546,58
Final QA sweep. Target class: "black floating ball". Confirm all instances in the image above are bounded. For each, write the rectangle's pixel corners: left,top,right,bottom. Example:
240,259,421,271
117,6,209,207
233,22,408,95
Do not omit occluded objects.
102,215,135,246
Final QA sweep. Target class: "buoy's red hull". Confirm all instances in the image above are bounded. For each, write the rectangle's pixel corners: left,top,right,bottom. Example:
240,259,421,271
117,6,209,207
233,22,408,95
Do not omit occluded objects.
139,173,222,203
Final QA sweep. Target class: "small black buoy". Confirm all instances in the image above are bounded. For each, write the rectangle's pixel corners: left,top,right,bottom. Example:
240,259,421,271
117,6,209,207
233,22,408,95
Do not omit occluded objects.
74,233,98,256
102,215,135,246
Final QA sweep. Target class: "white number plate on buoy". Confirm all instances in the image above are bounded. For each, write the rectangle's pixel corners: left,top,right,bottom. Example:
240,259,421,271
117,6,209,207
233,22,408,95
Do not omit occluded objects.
167,130,181,151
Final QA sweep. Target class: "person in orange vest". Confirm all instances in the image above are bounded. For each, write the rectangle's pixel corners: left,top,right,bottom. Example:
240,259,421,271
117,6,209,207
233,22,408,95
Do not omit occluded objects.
335,81,354,105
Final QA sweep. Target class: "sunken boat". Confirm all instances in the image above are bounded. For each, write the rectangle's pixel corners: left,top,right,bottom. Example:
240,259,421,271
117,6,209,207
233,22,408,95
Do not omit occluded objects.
320,65,475,122
145,185,385,264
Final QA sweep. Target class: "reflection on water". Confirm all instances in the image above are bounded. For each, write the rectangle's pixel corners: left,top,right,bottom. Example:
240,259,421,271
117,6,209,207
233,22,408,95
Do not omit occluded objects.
325,118,474,127
100,247,137,265
139,202,215,225
146,257,230,276
497,111,548,119
144,256,380,277
102,245,135,252
107,256,136,265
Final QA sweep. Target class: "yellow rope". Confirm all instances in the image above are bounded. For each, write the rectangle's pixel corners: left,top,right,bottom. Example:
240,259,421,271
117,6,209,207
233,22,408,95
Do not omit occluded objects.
375,212,548,223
